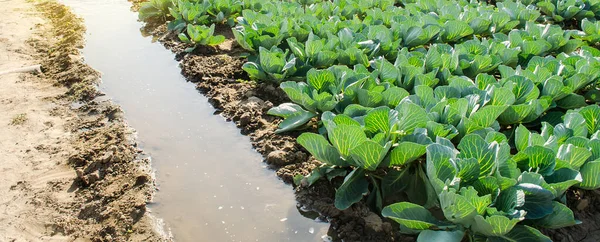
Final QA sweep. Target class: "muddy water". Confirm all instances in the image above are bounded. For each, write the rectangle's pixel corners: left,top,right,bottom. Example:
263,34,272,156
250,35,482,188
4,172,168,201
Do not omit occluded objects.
59,0,329,241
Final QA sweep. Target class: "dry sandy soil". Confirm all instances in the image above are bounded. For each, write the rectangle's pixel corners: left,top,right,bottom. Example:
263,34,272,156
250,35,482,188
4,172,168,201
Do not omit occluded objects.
0,0,164,241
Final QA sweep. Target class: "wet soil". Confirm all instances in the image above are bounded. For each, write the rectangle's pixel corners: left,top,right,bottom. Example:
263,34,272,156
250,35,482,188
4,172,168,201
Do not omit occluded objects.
129,2,600,242
22,1,163,241
543,189,600,242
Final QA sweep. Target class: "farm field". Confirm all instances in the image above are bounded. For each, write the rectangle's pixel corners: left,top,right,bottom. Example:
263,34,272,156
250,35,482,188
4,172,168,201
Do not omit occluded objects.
133,0,600,241
2,0,600,241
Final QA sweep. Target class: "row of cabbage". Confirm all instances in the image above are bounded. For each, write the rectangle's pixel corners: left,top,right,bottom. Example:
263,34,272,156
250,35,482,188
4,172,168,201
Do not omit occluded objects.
140,0,600,53
494,0,600,23
287,66,600,241
300,100,600,241
269,44,600,131
138,0,600,241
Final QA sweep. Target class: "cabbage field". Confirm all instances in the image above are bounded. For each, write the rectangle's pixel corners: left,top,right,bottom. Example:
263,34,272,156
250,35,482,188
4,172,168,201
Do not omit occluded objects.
138,0,600,240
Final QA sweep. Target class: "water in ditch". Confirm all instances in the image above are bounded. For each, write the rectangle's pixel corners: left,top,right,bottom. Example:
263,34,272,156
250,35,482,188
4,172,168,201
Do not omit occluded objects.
59,0,329,240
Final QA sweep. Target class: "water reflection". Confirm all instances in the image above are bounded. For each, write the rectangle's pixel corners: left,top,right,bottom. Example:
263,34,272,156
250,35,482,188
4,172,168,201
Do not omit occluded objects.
59,0,329,240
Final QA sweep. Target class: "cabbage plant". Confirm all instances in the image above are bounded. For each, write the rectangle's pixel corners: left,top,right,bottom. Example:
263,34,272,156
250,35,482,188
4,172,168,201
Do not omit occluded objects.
139,0,174,22
537,0,596,22
515,105,600,190
178,24,225,51
268,66,410,133
242,46,297,83
267,69,341,133
579,19,600,45
383,130,582,241
287,33,339,69
499,22,582,58
168,0,211,33
206,0,243,26
297,103,430,210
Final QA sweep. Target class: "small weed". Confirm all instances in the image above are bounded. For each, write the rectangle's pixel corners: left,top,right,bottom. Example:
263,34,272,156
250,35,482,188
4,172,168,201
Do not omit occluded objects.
10,113,28,126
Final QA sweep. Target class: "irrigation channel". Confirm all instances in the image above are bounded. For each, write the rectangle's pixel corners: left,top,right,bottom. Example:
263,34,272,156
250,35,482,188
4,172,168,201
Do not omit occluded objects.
60,0,329,240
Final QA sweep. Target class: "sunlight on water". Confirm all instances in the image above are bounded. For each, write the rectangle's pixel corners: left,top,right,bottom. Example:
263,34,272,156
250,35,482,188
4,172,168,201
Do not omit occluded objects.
59,0,329,240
